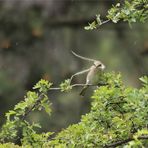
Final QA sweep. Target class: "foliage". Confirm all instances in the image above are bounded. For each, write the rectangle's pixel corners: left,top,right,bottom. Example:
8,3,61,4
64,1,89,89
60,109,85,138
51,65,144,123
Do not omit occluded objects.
0,0,148,147
0,143,20,148
0,72,147,147
44,73,148,147
0,79,53,147
60,79,72,92
85,0,148,30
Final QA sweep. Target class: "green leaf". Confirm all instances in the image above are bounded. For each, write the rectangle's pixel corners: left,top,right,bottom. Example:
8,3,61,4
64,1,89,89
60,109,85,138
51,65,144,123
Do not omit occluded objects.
60,79,72,92
5,110,16,120
96,14,102,25
84,21,97,30
139,76,148,84
33,79,52,93
42,98,52,116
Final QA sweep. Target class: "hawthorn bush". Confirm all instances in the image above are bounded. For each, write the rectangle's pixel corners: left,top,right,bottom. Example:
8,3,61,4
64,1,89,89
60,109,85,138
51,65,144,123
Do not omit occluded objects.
45,73,148,148
0,0,148,147
0,72,148,147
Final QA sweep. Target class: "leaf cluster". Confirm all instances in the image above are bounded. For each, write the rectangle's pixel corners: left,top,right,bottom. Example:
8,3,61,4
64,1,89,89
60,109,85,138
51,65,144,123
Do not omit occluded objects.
60,79,72,92
85,0,148,30
0,72,148,147
0,79,53,147
45,73,148,147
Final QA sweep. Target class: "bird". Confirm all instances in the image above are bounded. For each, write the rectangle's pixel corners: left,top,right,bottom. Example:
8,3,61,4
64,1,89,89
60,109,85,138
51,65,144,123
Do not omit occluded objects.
71,51,105,96
80,60,105,96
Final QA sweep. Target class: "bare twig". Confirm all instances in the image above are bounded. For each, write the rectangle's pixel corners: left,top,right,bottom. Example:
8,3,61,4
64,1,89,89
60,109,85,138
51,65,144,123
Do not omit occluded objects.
100,20,110,26
71,83,97,87
49,83,100,91
92,19,110,29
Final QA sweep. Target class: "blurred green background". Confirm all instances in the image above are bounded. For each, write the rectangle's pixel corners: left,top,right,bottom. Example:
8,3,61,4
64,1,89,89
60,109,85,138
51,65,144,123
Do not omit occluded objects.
0,0,147,134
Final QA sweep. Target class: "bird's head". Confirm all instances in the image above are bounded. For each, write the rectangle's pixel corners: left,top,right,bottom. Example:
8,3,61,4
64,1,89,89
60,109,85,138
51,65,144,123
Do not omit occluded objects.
94,61,105,70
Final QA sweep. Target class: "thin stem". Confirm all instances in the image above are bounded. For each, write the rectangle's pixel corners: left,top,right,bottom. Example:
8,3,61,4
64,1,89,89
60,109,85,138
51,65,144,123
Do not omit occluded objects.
101,19,110,25
49,83,103,91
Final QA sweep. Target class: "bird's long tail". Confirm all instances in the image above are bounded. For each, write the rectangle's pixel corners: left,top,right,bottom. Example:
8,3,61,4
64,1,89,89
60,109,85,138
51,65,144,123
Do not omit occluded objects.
80,85,89,96
71,50,95,62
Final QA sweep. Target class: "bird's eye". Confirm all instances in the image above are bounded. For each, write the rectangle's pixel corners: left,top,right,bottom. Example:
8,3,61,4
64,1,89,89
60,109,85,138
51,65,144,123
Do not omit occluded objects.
98,64,102,67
